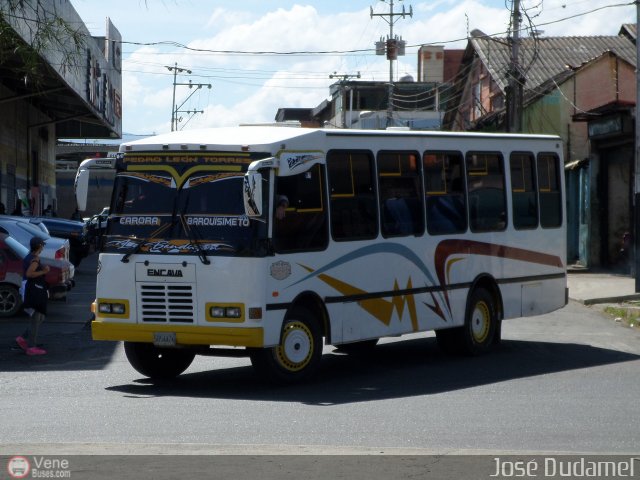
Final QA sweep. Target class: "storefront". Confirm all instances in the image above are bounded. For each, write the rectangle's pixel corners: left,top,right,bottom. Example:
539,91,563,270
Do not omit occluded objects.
579,110,634,271
0,1,121,215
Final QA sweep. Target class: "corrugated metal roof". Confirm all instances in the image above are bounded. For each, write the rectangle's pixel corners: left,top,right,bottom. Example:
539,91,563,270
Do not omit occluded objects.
471,32,636,93
620,23,636,40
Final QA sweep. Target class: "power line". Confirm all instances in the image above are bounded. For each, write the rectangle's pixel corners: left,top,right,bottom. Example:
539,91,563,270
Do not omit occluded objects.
114,2,633,57
166,63,212,131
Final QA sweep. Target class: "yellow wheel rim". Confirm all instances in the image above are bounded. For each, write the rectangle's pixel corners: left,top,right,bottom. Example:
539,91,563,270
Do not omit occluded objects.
275,321,314,372
471,300,491,343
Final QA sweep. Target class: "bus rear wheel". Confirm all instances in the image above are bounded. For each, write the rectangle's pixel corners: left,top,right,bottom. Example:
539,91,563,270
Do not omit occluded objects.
436,287,498,356
124,342,196,379
250,307,323,384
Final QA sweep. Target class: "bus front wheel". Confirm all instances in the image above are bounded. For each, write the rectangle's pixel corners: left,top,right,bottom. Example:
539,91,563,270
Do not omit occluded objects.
250,307,323,384
124,342,196,379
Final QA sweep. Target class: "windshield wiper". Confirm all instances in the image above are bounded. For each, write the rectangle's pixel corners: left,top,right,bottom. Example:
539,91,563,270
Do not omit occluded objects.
119,221,172,263
180,213,210,265
178,190,210,265
121,237,149,263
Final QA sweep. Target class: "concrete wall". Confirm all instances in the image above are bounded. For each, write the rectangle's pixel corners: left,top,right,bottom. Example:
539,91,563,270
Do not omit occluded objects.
0,84,56,215
576,54,635,111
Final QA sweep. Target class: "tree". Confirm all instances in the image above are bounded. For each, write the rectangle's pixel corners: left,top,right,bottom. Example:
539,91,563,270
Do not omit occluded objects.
0,0,85,82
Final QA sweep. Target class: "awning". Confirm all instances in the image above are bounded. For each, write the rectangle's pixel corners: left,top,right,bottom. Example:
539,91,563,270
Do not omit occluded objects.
565,158,589,170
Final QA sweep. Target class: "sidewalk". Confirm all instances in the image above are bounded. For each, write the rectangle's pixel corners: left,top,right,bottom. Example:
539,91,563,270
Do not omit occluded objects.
567,270,640,305
0,253,96,334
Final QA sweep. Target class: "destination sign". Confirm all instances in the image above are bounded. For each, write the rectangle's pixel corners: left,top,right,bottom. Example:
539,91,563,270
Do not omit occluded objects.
123,154,252,165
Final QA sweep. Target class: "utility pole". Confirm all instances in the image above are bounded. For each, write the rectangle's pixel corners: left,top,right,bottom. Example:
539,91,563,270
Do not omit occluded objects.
506,0,523,133
166,63,212,131
329,71,361,128
371,0,412,128
634,0,640,290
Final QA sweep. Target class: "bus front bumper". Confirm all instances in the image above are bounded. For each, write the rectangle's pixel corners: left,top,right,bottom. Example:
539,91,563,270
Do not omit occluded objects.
92,320,264,348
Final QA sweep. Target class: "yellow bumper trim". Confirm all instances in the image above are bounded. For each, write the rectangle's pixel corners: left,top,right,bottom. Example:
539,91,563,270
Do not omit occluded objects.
92,320,264,347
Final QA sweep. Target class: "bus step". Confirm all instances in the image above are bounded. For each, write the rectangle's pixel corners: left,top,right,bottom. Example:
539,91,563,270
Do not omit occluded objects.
198,347,250,358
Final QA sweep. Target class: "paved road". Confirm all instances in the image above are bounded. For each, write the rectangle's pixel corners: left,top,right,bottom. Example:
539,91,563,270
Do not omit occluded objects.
1,255,639,456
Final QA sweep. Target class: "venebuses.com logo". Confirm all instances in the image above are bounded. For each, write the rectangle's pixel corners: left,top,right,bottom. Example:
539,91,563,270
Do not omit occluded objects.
7,456,30,479
6,455,71,478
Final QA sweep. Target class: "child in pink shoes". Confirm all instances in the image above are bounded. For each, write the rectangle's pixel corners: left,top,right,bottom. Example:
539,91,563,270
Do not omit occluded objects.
15,335,46,355
17,237,50,356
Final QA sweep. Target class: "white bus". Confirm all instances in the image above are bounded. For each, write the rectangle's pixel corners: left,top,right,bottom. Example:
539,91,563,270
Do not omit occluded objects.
76,126,567,383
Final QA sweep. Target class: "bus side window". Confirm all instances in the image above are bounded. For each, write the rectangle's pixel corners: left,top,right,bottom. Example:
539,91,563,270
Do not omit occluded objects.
466,152,507,232
424,151,467,235
537,153,562,228
377,151,424,237
510,152,538,229
273,164,328,252
328,150,378,241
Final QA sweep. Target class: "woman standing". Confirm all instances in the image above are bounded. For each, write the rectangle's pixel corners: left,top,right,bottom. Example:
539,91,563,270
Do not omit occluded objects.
15,237,50,356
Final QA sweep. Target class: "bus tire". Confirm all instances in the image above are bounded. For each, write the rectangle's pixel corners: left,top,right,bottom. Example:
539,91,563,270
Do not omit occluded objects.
436,287,498,356
124,342,196,379
334,339,378,354
460,287,498,355
250,306,323,384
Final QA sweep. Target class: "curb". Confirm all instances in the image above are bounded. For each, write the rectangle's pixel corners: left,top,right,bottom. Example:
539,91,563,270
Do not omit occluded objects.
571,294,640,306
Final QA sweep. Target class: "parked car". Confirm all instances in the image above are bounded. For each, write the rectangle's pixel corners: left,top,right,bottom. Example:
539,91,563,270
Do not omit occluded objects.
0,216,71,265
0,214,50,235
32,217,91,266
0,234,74,316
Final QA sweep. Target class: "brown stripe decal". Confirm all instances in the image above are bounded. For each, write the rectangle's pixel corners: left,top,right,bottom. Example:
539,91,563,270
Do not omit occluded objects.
434,239,565,309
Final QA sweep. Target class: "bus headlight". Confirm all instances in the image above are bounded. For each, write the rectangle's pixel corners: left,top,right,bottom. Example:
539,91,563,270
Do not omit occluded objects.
207,304,244,321
98,303,112,314
98,300,128,316
112,304,126,315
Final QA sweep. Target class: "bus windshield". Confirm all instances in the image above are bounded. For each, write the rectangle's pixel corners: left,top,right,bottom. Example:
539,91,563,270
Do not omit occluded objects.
104,168,269,257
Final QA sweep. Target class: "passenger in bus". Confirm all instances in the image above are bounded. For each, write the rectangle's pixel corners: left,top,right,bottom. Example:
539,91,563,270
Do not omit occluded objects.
275,195,289,220
383,197,413,235
124,193,147,212
427,195,465,234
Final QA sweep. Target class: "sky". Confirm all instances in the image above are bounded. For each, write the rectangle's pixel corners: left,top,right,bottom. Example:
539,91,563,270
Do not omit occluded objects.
71,0,636,137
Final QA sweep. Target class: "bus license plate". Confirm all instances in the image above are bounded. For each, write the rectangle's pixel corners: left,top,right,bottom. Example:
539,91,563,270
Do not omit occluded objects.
153,332,176,347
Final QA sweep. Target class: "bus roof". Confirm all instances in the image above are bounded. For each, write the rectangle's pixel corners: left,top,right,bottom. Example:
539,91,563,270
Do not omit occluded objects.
119,126,562,153
120,126,322,152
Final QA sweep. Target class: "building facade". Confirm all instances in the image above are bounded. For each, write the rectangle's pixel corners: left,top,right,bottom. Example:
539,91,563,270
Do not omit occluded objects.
0,0,121,215
443,28,637,269
322,46,463,130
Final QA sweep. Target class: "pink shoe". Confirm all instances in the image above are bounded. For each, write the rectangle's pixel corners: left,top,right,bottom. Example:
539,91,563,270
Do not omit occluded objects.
26,346,46,356
15,336,28,351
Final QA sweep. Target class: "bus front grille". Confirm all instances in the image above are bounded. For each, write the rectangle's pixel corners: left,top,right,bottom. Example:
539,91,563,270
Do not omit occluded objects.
138,284,194,323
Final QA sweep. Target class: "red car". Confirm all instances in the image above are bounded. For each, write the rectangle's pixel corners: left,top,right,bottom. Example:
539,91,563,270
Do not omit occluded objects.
0,233,74,317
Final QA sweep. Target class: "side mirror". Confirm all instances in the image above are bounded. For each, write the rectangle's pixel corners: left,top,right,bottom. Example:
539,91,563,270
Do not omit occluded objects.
74,168,90,212
243,172,263,217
